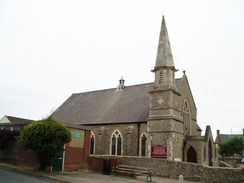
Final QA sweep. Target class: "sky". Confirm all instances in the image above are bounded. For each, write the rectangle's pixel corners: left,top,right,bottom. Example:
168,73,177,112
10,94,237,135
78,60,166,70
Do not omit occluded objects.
0,0,243,138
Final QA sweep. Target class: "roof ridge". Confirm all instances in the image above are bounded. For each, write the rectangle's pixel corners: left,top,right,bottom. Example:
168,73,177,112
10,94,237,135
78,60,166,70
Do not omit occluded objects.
5,115,34,121
72,82,154,95
72,79,184,95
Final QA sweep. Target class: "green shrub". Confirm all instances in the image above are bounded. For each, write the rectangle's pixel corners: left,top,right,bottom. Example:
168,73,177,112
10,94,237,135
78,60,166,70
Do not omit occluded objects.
20,117,71,170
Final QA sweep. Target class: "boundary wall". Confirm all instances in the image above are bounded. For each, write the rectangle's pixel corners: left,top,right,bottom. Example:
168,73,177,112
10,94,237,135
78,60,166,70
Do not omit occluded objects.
88,156,243,183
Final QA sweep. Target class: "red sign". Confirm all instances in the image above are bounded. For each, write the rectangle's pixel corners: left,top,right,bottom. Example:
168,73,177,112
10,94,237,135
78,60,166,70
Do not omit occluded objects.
151,145,167,158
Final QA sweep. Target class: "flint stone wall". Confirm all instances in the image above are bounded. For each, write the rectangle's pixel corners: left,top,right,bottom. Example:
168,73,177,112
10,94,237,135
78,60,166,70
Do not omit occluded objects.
88,156,243,183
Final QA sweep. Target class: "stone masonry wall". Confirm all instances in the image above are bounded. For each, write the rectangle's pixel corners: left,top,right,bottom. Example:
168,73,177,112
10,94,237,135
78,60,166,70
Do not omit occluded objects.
91,123,147,156
88,156,243,183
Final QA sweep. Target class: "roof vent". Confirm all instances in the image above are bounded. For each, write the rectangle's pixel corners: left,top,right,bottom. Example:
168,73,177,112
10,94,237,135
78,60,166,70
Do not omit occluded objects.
116,76,125,91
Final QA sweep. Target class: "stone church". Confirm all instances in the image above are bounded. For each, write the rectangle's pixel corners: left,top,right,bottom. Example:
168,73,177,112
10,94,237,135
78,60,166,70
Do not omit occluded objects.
52,17,217,166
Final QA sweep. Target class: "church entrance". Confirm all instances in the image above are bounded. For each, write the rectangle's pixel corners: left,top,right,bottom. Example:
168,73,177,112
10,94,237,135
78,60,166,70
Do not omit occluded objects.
187,146,197,163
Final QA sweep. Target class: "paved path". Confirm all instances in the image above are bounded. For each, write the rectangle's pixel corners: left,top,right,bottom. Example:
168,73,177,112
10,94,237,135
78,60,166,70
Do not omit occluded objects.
41,171,199,183
0,163,199,183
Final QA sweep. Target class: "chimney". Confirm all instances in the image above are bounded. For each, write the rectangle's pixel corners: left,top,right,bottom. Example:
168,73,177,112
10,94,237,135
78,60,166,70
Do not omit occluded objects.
217,129,220,136
216,129,221,144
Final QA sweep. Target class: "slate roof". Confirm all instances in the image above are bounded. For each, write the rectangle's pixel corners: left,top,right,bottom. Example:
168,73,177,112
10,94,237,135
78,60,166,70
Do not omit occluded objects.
0,115,91,131
219,134,244,143
52,83,152,125
52,80,183,126
5,115,34,124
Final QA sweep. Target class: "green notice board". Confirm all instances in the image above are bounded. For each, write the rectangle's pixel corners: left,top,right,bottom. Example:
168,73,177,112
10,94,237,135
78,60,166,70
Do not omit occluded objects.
74,132,81,138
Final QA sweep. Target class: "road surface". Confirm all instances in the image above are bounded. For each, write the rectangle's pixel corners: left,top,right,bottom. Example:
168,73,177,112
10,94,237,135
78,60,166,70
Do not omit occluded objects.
0,167,57,183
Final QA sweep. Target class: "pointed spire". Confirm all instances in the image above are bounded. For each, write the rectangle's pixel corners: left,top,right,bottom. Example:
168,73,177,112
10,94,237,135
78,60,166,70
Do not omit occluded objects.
154,16,175,69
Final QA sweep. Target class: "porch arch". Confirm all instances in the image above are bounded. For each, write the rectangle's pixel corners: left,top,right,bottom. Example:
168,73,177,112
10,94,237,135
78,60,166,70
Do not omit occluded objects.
187,146,197,163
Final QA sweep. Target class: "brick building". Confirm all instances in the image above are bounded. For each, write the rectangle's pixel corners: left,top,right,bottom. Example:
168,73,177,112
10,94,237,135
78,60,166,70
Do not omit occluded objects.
0,115,91,171
52,17,217,166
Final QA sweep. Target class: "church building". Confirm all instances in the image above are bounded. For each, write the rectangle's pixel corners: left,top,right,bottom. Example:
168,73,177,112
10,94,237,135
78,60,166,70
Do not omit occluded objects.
52,17,217,166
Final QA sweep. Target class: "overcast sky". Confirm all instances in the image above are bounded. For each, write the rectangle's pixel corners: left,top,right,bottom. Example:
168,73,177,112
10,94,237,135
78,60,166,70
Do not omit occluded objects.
1,0,243,138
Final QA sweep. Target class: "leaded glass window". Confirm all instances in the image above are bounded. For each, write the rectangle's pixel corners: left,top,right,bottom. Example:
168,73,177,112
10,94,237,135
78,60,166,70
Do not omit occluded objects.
111,130,123,156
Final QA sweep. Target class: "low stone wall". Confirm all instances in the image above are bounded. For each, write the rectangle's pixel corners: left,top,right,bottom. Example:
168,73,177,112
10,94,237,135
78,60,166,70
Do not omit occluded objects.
88,156,243,183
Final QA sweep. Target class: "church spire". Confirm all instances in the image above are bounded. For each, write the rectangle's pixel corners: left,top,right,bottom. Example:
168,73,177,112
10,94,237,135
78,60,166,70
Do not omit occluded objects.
152,16,177,89
154,16,175,70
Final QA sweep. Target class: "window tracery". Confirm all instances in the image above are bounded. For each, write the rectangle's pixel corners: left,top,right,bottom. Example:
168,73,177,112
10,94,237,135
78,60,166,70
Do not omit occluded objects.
183,99,191,135
111,130,122,155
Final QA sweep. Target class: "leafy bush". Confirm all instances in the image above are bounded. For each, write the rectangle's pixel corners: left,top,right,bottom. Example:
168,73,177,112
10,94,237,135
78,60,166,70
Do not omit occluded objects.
219,136,244,157
20,117,71,170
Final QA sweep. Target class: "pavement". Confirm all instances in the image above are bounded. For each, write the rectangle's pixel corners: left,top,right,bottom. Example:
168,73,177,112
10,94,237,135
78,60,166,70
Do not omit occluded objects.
40,171,199,183
0,163,198,183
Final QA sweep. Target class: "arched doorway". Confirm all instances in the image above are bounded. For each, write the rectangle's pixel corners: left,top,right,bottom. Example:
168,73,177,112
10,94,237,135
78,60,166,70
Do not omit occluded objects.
208,140,213,166
187,146,197,163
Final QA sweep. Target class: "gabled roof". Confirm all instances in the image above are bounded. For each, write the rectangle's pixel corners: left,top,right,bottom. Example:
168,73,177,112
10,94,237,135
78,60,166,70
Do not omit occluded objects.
0,115,91,131
0,115,34,124
52,83,153,125
185,126,213,142
52,79,184,126
219,134,244,143
215,129,244,144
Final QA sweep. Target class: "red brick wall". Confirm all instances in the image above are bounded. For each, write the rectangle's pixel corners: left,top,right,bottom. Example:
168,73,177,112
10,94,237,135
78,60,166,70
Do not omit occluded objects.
0,137,40,169
64,147,84,171
17,146,39,168
63,130,91,171
87,156,118,173
88,157,104,172
84,131,91,163
0,127,91,172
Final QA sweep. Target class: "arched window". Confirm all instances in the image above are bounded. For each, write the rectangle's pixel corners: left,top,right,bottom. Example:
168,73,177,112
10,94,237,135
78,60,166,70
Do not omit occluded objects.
182,99,191,135
111,130,123,156
90,131,95,155
140,133,147,157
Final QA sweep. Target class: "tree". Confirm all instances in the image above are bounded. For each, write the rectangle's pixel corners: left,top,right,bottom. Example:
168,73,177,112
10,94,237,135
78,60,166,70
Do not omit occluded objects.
20,117,71,170
218,136,244,157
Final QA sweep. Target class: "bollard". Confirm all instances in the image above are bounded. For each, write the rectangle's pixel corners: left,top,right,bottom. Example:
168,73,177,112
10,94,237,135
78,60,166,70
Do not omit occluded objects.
179,175,183,183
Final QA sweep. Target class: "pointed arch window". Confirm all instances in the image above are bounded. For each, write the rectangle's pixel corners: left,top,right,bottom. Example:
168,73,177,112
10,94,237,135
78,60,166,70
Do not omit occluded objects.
140,133,147,157
111,130,122,156
90,131,95,155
